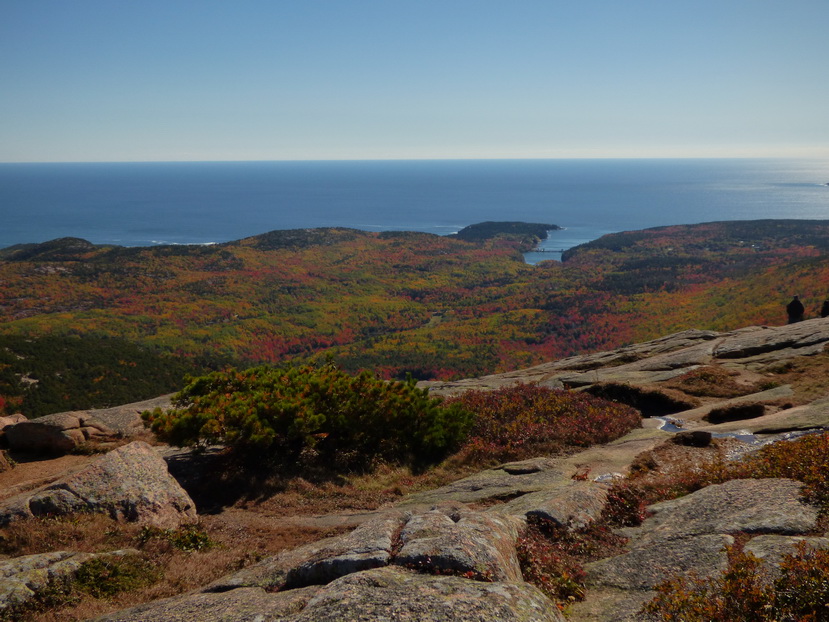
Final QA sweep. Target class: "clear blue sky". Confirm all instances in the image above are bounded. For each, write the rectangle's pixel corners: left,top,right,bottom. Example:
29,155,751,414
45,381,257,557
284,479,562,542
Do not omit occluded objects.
2,0,827,162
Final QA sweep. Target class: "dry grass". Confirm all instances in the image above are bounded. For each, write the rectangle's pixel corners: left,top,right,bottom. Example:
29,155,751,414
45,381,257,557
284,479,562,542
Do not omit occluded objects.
0,453,93,502
0,510,349,622
0,513,140,557
206,462,485,522
663,366,771,399
762,350,829,402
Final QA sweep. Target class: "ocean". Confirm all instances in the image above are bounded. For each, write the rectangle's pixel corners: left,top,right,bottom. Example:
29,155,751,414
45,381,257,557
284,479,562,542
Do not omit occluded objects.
1,159,827,262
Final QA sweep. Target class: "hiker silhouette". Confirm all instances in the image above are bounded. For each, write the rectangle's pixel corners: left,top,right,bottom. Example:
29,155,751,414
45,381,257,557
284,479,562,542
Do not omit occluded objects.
787,295,805,324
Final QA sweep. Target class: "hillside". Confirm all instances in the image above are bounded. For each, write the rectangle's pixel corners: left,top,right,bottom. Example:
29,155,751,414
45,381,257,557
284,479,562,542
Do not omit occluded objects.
4,219,829,417
2,318,829,620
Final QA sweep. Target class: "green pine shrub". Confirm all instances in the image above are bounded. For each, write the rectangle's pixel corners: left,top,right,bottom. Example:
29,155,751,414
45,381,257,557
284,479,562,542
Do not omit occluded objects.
143,363,473,471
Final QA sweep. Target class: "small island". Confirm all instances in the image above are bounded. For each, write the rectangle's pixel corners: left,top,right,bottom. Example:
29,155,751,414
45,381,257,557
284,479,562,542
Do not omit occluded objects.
450,221,560,242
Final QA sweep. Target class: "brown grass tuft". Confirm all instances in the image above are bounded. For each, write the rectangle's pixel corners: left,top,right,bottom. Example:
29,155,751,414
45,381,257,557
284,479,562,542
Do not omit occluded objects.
664,366,768,398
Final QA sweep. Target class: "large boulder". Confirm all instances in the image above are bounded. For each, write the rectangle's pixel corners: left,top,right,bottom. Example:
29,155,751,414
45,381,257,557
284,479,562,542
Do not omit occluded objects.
636,478,819,541
398,457,569,508
497,480,609,530
5,395,172,454
114,503,562,622
288,566,564,622
0,413,27,448
208,505,524,592
281,512,404,589
587,533,734,591
0,441,197,528
713,321,829,361
0,413,27,429
5,411,118,454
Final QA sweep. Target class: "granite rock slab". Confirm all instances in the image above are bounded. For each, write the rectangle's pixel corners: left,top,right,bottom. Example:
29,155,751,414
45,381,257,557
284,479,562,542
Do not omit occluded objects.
397,458,569,508
637,478,819,542
496,480,609,529
393,506,524,582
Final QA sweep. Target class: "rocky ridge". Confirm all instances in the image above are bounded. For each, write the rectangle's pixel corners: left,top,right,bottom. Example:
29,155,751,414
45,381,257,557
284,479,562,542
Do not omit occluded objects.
2,319,829,620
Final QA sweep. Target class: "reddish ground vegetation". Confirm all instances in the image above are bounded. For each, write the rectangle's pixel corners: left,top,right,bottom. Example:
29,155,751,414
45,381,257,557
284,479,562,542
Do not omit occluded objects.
446,383,642,467
643,542,829,621
517,517,628,604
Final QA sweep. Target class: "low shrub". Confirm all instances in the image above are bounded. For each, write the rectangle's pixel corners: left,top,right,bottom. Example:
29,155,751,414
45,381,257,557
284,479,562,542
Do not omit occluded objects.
517,517,628,605
143,363,473,471
74,554,161,599
642,542,829,621
620,432,829,519
773,540,829,620
446,383,641,466
665,366,764,398
704,402,766,424
731,431,829,511
517,523,586,603
0,554,159,622
0,514,139,558
600,482,652,527
138,524,215,553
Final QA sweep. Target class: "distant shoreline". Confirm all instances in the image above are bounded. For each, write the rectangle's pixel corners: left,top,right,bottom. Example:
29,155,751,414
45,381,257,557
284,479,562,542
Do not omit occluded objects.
2,159,826,250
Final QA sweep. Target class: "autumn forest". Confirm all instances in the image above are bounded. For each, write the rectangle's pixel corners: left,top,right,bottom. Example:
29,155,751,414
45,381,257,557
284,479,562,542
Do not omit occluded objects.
3,219,829,417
